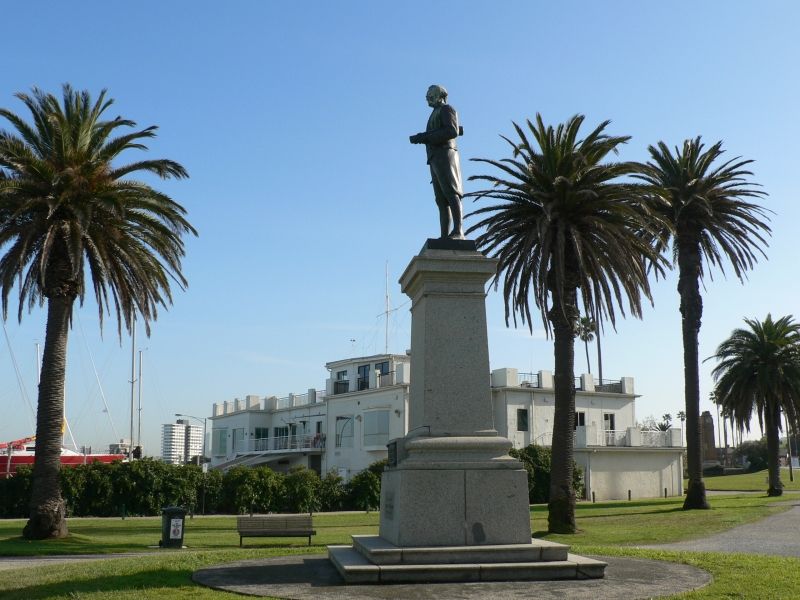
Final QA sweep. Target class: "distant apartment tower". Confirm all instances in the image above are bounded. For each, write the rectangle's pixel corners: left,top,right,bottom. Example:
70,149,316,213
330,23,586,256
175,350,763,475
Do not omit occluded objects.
161,419,203,465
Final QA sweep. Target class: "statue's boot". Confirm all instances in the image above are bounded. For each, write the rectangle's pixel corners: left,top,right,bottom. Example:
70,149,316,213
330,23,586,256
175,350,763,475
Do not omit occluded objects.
448,198,465,239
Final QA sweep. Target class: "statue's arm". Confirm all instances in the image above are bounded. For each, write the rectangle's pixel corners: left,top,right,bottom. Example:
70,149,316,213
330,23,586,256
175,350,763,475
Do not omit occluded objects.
409,105,459,144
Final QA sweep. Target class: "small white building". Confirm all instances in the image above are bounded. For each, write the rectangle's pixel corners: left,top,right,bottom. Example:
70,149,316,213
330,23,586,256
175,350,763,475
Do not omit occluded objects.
161,419,204,465
490,368,684,501
208,355,683,501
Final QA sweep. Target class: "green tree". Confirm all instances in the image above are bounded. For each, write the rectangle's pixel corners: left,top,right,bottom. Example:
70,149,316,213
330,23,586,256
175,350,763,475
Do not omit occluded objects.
467,114,662,533
199,468,224,514
346,469,381,512
318,470,346,511
0,86,196,538
283,467,320,513
710,314,800,495
509,445,583,504
223,466,259,514
735,438,769,473
635,138,770,510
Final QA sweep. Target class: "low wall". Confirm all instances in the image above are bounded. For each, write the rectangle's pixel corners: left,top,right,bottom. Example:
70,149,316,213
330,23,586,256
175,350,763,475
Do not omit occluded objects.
574,448,684,501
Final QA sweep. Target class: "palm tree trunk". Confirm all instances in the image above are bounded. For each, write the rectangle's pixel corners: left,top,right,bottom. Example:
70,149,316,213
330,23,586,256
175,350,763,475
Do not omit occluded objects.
547,289,578,533
23,295,71,539
678,238,710,510
584,339,591,375
596,309,603,382
766,406,783,496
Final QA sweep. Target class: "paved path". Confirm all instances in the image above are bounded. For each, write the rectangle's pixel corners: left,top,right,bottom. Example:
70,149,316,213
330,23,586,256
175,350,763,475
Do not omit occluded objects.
192,553,710,600
643,499,800,556
3,499,799,598
0,552,149,572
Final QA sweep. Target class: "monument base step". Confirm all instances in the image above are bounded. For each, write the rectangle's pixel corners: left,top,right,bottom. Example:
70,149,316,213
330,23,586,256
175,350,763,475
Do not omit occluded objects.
351,534,570,564
328,538,607,584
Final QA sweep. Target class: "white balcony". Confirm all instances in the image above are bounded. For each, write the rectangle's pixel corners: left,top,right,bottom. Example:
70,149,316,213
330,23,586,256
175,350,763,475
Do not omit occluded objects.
245,433,326,453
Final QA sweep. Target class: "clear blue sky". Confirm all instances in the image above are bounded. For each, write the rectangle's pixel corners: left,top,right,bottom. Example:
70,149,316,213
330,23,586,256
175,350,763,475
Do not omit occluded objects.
1,1,798,454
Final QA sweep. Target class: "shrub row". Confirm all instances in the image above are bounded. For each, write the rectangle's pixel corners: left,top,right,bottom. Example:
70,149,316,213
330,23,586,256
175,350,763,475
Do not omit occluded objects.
509,444,584,503
0,447,576,518
0,458,386,518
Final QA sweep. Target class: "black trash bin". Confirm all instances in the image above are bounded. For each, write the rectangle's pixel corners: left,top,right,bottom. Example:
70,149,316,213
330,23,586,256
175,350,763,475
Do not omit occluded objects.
160,506,187,548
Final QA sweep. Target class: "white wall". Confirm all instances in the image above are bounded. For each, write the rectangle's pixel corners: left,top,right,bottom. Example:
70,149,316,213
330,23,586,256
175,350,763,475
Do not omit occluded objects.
575,448,684,501
323,386,407,480
493,384,638,450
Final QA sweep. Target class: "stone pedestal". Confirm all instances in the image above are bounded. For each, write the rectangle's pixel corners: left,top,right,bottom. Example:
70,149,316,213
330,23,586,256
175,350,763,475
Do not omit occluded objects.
329,239,606,583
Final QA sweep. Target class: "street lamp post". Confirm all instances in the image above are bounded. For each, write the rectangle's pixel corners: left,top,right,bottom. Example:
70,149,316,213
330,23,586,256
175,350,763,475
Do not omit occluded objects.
175,412,208,515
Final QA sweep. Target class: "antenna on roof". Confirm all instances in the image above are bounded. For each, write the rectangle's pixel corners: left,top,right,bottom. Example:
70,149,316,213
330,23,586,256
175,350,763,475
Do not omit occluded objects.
385,261,390,354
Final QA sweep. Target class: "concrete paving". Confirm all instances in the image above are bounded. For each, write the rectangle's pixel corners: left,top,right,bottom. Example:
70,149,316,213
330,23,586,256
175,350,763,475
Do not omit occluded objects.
644,500,800,557
191,553,710,599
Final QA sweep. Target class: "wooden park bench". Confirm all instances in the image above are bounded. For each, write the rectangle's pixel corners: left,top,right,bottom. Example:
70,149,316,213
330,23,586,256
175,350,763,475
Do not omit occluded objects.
236,514,316,547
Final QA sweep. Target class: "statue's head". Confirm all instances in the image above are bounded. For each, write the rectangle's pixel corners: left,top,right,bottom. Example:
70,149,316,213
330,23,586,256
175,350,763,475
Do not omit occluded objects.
426,85,448,108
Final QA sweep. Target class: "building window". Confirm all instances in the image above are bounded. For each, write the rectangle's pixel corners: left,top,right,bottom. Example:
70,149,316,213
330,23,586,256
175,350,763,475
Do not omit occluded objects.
363,410,390,447
232,428,245,453
274,426,289,449
334,370,349,394
211,428,228,457
603,413,616,430
254,427,269,451
516,409,529,432
357,364,370,391
575,412,586,429
375,360,393,387
335,416,354,448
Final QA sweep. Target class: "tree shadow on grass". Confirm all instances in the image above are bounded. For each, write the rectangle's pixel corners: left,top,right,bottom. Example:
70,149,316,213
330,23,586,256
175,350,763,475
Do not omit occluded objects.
0,567,196,600
194,557,342,589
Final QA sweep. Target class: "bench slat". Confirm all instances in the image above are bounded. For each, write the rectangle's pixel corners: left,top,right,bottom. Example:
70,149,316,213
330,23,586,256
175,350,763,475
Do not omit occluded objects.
237,515,315,547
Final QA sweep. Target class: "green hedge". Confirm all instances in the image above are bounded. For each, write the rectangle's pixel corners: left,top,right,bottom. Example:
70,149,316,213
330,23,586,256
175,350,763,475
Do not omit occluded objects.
0,459,384,518
509,444,584,503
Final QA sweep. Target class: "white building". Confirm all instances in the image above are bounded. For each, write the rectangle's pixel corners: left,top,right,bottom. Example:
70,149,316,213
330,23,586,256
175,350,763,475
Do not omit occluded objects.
161,419,204,465
208,354,683,501
209,354,410,480
490,368,684,501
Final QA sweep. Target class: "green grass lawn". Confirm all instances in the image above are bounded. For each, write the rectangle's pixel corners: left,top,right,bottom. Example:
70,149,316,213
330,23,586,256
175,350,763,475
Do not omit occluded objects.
1,496,798,599
0,512,380,556
703,467,800,492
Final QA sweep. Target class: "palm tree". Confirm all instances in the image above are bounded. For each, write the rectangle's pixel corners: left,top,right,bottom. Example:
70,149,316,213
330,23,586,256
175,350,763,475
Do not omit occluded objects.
677,410,687,447
0,86,196,539
710,315,800,496
467,114,663,533
659,413,673,431
574,315,595,375
635,138,770,510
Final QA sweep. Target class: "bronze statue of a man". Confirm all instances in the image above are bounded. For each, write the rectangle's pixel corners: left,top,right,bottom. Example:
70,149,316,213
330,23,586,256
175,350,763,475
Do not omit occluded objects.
410,84,464,240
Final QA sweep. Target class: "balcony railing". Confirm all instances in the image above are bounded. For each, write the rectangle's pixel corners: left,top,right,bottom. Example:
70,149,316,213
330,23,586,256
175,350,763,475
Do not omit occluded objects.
641,430,668,447
246,433,326,453
524,427,680,449
334,372,398,395
518,372,541,388
378,371,396,388
276,392,313,409
595,379,623,393
603,429,628,446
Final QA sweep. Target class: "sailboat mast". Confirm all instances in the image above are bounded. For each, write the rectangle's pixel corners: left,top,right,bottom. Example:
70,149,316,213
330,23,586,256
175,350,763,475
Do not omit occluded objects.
137,349,143,450
129,316,136,459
